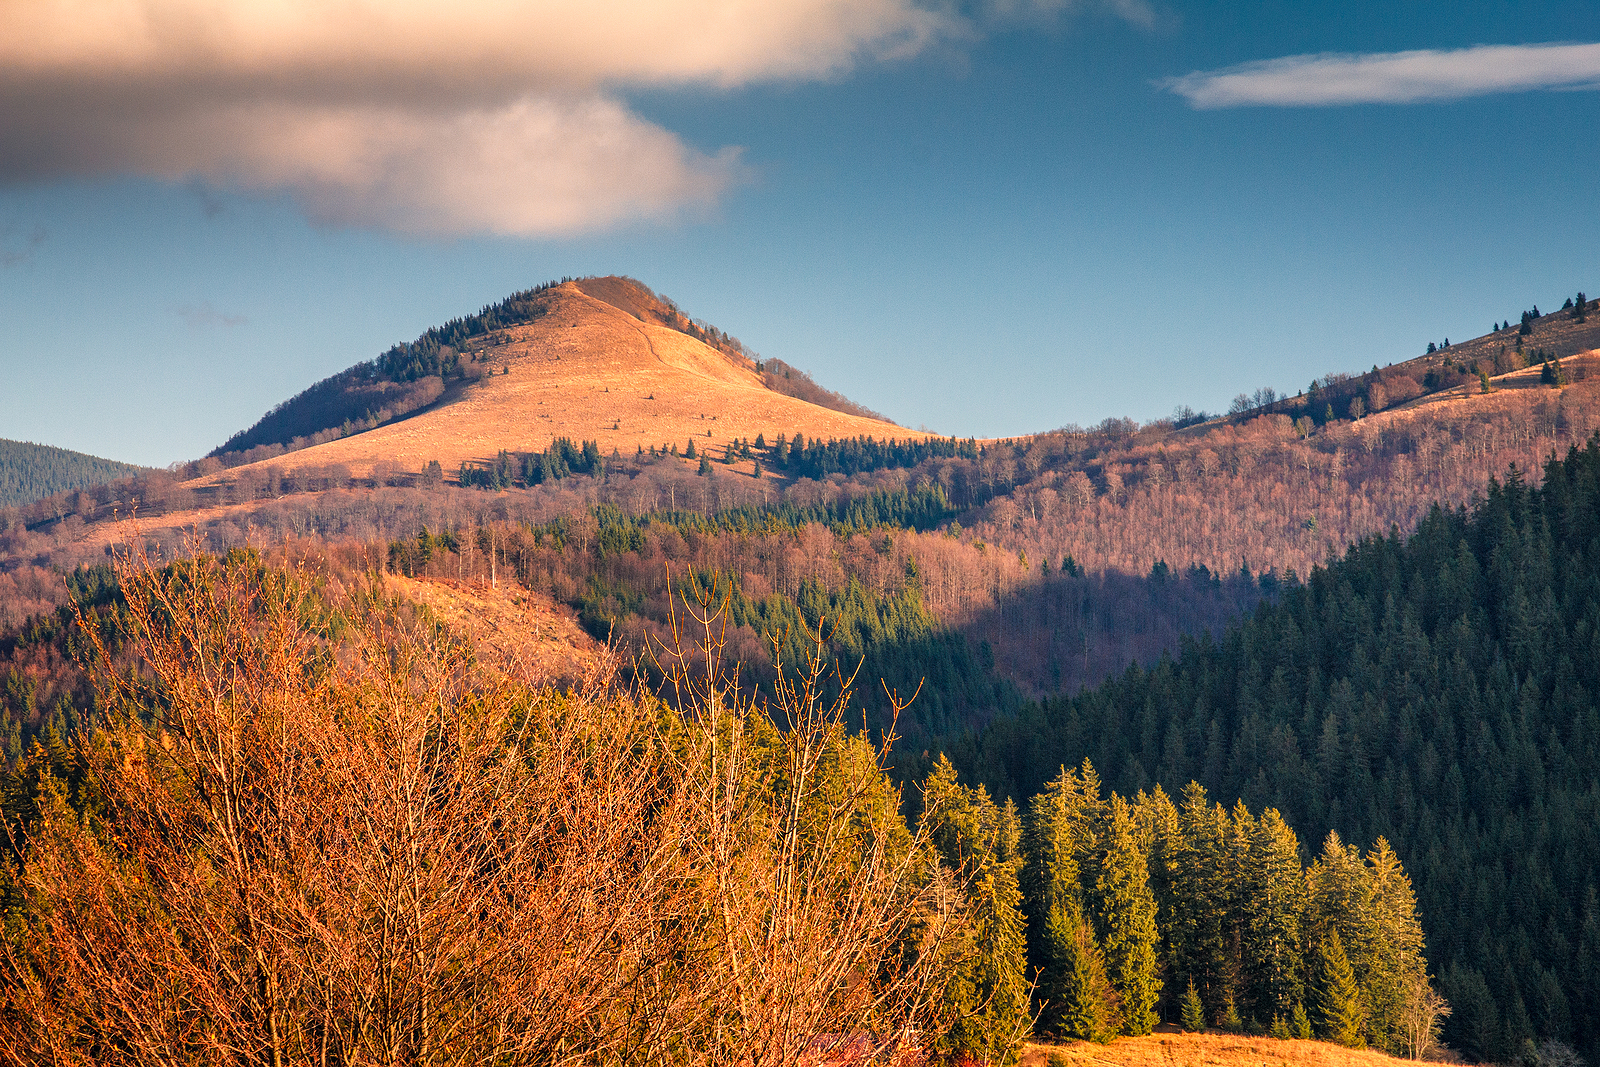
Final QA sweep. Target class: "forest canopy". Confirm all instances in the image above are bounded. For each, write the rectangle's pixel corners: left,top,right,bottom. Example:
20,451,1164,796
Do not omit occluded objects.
0,438,144,508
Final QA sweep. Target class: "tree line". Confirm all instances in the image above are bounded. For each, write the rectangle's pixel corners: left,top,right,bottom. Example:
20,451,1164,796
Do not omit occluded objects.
922,758,1443,1059
0,439,145,509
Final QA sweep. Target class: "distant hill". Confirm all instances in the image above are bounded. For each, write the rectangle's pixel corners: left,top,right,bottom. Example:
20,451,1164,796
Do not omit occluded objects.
0,438,144,507
210,276,895,469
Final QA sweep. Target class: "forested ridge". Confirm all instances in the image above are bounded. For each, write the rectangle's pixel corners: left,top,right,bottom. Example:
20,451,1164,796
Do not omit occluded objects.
208,275,885,464
209,280,570,459
0,439,144,508
3,294,1600,1062
0,546,1445,1066
951,436,1600,1064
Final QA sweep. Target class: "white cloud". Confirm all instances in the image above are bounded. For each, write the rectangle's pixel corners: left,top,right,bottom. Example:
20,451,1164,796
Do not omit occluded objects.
35,95,749,237
0,1,958,237
1164,42,1600,108
0,1,1156,237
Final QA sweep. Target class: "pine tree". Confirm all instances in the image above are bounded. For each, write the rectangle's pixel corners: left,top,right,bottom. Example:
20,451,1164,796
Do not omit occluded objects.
1182,978,1207,1032
1316,931,1367,1048
1042,902,1122,1042
1092,795,1162,1034
922,758,1032,1065
1292,1001,1313,1039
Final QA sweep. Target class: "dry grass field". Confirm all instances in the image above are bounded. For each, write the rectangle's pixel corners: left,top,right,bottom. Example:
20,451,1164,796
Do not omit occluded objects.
196,280,924,487
1377,351,1599,422
386,572,606,683
1020,1031,1461,1067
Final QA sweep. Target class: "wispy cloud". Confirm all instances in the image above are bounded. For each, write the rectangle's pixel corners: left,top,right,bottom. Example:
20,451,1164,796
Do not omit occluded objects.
1164,42,1600,108
0,224,45,268
0,1,1148,239
174,302,248,330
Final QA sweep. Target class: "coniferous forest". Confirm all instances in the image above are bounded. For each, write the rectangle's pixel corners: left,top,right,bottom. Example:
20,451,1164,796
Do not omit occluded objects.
950,439,1600,1064
0,439,144,508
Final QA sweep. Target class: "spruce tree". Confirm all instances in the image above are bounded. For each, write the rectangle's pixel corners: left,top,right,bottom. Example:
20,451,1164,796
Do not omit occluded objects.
1218,994,1243,1033
1092,795,1162,1034
1022,764,1104,993
1240,810,1306,1026
1024,763,1118,1041
1316,930,1367,1048
922,758,1031,1065
1167,783,1230,1023
1292,1001,1313,1039
1181,978,1207,1032
1042,902,1121,1042
1361,839,1430,1053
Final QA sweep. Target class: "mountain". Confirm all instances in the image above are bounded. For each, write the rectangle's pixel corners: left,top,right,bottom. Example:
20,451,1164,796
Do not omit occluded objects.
2,283,1598,1064
203,276,909,483
0,438,145,508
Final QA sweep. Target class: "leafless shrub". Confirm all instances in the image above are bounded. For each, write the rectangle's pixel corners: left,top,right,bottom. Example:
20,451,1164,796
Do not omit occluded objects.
0,543,958,1066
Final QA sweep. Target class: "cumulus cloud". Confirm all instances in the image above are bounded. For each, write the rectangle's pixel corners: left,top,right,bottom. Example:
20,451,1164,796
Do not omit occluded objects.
0,0,970,237
1164,42,1600,108
0,1,1158,237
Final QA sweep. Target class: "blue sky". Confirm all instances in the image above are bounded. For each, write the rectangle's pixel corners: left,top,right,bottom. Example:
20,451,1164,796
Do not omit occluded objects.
2,0,1598,467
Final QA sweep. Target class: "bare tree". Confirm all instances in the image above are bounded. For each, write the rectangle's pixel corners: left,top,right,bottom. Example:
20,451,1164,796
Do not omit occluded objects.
1,542,960,1067
1396,971,1451,1061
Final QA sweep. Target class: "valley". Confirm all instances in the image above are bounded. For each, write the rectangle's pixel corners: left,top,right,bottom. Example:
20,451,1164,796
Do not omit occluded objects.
2,279,1598,1066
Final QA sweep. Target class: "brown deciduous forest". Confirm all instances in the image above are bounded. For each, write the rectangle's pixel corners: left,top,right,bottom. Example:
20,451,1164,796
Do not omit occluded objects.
6,369,1598,700
4,315,1600,1064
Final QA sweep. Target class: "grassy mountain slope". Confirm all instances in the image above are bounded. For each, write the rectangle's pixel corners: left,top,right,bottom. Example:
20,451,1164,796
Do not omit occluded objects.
197,279,910,485
210,276,895,470
0,438,145,508
4,294,1599,1065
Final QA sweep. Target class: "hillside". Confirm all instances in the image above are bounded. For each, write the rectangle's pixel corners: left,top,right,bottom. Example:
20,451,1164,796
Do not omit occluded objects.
957,432,1600,1065
0,438,145,508
206,276,904,481
3,292,1599,1067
